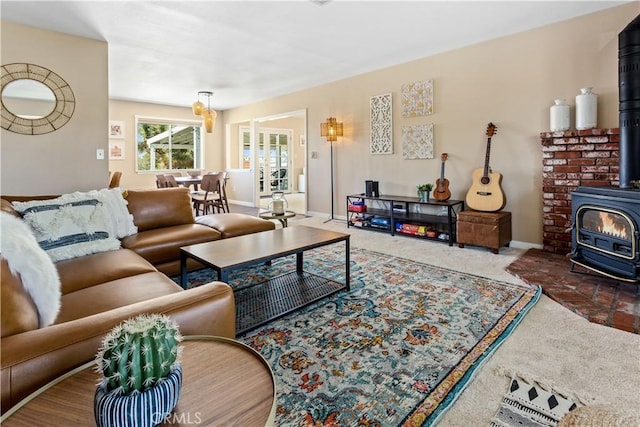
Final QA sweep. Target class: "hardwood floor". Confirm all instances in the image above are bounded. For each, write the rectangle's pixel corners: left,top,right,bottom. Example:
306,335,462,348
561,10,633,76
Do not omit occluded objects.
225,204,260,215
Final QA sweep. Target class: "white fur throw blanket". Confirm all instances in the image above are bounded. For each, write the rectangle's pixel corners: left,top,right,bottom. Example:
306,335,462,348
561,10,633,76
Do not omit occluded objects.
0,211,61,327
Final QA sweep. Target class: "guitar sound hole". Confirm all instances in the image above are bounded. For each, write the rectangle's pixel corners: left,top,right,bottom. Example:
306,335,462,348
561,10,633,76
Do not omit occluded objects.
480,176,490,185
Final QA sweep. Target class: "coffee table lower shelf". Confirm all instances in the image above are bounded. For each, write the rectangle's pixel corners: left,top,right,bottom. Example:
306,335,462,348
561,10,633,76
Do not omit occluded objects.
235,271,346,335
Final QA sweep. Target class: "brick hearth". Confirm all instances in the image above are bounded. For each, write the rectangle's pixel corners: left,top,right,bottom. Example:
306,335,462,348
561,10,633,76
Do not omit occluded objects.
540,128,620,254
507,248,639,334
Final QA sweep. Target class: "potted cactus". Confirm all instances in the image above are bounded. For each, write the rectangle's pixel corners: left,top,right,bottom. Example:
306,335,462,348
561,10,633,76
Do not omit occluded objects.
94,314,184,427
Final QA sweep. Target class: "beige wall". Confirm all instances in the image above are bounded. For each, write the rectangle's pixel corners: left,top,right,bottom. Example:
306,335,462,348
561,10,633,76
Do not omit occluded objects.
107,100,224,190
223,3,637,246
1,21,109,195
1,4,636,246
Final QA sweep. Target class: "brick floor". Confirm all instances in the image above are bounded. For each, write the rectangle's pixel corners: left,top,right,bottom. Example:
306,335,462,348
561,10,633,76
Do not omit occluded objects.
506,248,640,334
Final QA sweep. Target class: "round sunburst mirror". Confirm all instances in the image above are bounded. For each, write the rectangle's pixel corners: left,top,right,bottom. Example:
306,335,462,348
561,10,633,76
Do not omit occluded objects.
1,63,75,135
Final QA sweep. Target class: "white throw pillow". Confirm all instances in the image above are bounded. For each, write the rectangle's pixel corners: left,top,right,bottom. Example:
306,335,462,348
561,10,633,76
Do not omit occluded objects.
0,211,61,327
12,195,121,262
100,188,137,237
60,188,137,238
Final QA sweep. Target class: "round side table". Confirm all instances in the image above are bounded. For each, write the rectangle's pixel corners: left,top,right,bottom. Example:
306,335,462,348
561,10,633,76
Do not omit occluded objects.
1,335,276,426
259,210,296,227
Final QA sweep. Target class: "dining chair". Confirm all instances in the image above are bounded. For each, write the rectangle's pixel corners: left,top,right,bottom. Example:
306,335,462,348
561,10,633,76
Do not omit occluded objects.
220,171,230,212
156,174,168,188
164,174,180,187
108,171,122,188
191,172,226,215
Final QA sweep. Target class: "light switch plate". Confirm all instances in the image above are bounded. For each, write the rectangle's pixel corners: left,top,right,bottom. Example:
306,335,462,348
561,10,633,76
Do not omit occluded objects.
96,149,105,160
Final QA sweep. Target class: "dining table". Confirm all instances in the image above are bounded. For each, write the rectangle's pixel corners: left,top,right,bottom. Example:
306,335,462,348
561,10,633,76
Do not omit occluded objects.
175,175,202,191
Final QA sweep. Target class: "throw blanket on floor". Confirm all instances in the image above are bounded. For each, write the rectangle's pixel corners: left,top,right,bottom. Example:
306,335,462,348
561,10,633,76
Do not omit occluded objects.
490,372,586,427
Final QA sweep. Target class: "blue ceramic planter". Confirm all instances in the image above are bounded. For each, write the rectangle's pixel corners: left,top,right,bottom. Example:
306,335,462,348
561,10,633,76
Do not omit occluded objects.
94,365,182,427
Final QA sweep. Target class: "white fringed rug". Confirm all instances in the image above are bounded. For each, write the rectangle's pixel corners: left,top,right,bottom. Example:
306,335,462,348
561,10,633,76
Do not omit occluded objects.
490,373,586,427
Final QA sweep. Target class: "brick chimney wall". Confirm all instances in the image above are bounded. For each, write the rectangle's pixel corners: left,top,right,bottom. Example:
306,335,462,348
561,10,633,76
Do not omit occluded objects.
540,128,620,254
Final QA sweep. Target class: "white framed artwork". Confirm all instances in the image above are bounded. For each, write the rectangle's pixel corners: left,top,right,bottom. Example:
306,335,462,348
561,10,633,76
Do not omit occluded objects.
402,124,434,160
370,93,393,155
401,79,433,117
109,120,125,139
109,140,125,160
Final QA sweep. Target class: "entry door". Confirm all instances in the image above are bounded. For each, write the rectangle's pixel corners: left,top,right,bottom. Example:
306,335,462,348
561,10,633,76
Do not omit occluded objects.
259,129,291,196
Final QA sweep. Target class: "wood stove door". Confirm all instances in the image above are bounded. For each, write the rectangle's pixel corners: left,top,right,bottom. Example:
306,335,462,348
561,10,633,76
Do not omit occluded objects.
572,205,639,282
576,206,636,260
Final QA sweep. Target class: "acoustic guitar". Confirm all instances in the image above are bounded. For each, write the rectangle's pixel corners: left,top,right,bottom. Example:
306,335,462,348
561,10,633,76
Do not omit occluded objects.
433,153,451,201
465,123,506,212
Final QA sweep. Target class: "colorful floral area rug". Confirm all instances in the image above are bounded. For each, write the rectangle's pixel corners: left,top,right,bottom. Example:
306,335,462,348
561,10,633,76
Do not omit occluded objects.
177,247,541,426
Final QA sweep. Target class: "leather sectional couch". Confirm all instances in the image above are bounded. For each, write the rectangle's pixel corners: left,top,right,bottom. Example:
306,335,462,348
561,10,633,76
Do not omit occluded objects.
0,187,275,414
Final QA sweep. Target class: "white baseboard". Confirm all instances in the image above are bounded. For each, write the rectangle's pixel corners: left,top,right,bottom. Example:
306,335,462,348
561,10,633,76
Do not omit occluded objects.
227,199,255,207
509,240,543,250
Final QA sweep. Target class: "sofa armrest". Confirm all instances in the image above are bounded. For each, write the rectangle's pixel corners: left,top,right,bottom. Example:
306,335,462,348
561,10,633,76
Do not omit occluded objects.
0,281,235,414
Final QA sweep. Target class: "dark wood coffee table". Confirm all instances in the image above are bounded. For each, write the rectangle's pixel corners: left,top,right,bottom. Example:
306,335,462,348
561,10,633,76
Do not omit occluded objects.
180,225,350,334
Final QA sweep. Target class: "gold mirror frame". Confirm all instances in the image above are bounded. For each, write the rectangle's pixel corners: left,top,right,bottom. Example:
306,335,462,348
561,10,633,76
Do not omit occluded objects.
1,63,75,135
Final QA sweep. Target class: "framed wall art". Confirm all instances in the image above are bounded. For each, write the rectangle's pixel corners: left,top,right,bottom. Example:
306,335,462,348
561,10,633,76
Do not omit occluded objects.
402,123,434,160
401,79,433,117
370,93,393,155
109,120,125,139
109,140,125,160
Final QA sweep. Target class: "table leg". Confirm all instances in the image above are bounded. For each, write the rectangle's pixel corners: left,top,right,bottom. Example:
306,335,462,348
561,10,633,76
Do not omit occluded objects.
345,237,350,291
180,251,187,289
296,252,303,273
281,218,288,228
447,206,454,246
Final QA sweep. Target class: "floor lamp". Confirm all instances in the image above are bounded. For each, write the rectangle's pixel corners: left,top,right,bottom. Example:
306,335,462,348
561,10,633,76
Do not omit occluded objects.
320,117,343,222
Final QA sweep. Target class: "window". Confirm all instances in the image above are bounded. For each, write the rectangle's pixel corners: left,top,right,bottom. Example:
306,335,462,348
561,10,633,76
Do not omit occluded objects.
135,116,203,172
239,126,251,169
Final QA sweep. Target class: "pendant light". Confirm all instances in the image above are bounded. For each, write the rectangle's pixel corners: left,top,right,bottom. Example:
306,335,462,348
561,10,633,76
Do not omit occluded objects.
192,91,216,133
203,110,217,133
192,92,205,116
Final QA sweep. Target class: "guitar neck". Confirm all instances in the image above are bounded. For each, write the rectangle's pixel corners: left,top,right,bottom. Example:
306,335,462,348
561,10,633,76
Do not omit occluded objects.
483,137,492,176
440,161,445,181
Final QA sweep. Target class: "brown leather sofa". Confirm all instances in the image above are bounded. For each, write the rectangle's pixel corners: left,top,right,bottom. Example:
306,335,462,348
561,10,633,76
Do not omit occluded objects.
120,187,222,276
0,187,275,414
120,187,275,276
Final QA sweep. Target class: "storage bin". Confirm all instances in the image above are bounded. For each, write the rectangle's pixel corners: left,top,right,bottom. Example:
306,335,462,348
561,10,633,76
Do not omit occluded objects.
457,210,512,254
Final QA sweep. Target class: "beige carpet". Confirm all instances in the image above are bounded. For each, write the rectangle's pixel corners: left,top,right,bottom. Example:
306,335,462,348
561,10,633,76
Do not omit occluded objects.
288,216,640,426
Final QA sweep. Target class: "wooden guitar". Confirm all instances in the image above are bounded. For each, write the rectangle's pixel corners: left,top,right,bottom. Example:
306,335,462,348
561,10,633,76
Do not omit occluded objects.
465,123,506,212
433,153,451,201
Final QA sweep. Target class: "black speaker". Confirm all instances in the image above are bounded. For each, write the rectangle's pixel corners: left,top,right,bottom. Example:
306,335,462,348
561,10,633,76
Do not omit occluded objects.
372,181,379,197
365,180,373,196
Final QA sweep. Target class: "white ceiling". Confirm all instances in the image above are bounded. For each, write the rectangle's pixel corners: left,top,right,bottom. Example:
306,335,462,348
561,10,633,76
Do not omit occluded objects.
1,1,630,111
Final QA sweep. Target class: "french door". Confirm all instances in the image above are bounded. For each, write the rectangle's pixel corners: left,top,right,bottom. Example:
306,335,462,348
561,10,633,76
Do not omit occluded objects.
258,128,291,196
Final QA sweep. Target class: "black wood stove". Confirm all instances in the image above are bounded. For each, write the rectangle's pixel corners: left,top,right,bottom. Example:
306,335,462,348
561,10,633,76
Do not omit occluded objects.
570,14,640,282
571,187,639,281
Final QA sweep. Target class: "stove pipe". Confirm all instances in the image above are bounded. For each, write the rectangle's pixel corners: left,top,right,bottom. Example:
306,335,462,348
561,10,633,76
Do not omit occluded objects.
619,14,640,189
